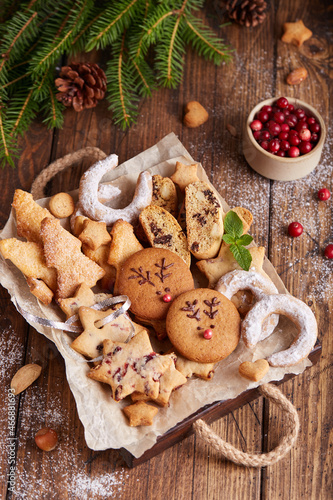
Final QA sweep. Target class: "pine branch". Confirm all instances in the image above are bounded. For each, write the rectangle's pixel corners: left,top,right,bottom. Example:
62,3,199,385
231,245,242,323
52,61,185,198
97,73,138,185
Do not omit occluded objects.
0,107,18,168
85,0,146,51
129,56,155,96
7,88,39,136
41,86,64,129
183,14,233,64
106,35,139,129
155,15,186,88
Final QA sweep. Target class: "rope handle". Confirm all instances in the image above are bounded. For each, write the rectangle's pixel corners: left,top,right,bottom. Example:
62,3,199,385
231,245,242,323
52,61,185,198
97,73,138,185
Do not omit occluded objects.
30,146,107,199
193,383,300,467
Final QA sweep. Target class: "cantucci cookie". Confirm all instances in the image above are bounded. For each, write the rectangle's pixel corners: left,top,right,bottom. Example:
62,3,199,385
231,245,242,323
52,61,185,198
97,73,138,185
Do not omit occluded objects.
151,175,178,217
139,205,191,267
185,181,224,260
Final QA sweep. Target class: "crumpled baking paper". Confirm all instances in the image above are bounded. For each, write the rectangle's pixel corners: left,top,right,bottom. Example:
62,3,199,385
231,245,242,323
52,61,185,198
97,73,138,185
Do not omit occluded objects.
0,133,311,458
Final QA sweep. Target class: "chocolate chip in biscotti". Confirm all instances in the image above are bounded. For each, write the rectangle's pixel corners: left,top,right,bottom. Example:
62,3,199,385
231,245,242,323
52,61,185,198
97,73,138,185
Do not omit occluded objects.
139,205,191,267
185,181,224,260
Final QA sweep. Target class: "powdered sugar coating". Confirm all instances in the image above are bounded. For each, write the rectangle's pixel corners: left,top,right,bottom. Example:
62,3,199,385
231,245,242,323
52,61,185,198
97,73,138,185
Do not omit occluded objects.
216,270,279,341
79,155,152,226
242,294,318,366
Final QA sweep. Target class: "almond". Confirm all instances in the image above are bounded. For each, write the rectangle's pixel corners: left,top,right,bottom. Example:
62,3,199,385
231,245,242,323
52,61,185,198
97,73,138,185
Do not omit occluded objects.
10,364,42,395
286,67,308,85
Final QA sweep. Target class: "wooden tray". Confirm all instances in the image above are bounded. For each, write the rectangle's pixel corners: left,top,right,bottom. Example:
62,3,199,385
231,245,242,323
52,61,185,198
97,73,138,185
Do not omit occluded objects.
120,342,321,467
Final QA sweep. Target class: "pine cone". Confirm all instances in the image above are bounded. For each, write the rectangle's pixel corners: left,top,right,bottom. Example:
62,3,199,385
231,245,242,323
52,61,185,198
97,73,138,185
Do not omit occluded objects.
55,62,107,112
226,0,267,27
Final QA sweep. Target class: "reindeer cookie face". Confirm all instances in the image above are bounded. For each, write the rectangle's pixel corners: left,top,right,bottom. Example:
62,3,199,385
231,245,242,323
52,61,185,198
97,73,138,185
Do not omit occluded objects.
166,288,241,363
117,248,194,321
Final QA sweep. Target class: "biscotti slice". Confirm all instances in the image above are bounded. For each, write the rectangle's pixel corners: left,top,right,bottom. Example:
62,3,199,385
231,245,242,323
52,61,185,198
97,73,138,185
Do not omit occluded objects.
151,175,178,217
185,181,223,260
139,205,191,267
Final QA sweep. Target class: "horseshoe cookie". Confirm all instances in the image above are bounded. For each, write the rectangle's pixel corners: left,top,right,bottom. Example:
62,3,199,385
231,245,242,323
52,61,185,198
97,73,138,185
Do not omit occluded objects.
241,294,317,367
79,154,152,226
215,270,279,341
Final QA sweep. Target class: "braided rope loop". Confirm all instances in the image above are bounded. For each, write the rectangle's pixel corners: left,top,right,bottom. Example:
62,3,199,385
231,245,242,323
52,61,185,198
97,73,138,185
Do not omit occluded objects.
193,383,299,467
30,147,107,199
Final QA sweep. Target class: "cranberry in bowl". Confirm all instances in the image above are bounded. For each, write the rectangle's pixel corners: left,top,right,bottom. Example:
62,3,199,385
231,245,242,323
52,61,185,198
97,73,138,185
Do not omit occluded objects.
243,97,326,181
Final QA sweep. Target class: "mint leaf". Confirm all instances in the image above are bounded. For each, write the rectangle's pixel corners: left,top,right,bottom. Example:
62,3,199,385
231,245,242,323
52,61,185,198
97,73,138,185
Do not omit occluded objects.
224,211,243,239
236,234,253,247
229,243,252,271
222,233,235,245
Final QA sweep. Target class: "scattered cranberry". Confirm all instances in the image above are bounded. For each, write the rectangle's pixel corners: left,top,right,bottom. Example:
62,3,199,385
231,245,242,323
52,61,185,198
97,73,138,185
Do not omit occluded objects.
318,188,331,201
203,329,213,340
276,97,288,108
250,119,263,131
299,128,311,141
289,146,300,158
162,293,172,303
35,428,58,451
288,222,303,237
299,141,312,154
324,244,333,259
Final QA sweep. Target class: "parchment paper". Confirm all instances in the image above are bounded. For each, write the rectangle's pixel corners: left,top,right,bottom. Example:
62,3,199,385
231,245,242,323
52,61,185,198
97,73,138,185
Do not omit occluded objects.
0,133,311,458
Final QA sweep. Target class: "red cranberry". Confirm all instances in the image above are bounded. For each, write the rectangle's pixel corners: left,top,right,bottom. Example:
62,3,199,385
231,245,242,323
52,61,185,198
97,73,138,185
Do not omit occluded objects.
253,130,261,140
289,135,300,146
311,133,319,143
286,114,298,127
295,108,306,120
269,139,280,152
260,140,269,150
318,188,331,201
280,140,290,151
289,146,300,158
283,108,290,117
289,129,298,136
250,120,263,131
299,141,312,154
296,121,308,133
324,244,333,259
287,104,295,112
258,110,269,122
274,111,285,124
310,122,321,133
279,131,289,141
288,222,303,237
276,97,289,108
203,329,213,340
277,150,286,157
307,116,316,126
269,122,281,136
299,128,311,141
261,130,270,140
281,123,290,132
262,105,272,113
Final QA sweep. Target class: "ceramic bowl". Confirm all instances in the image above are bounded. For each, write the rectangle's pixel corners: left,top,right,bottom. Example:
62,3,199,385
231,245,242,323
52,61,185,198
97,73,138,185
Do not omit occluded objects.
243,97,326,181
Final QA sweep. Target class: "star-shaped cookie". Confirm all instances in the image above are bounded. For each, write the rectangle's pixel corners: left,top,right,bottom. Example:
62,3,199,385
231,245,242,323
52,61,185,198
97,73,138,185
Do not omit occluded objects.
40,217,105,299
78,219,111,251
123,401,158,426
58,283,96,319
71,306,144,359
281,20,312,47
87,331,174,401
131,353,187,406
170,161,200,191
174,351,215,381
196,243,265,289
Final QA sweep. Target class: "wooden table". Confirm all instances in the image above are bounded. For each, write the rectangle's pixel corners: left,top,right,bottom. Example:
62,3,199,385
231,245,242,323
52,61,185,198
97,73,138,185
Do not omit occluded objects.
0,1,332,498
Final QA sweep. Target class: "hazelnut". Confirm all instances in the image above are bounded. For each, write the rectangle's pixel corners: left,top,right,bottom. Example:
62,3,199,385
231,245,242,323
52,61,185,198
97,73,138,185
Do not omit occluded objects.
34,427,58,451
286,67,308,85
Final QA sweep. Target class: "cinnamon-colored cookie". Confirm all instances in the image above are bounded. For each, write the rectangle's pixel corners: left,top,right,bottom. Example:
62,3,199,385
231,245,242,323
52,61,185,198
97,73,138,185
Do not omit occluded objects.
166,288,241,363
117,248,194,322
